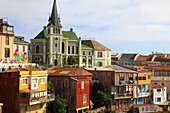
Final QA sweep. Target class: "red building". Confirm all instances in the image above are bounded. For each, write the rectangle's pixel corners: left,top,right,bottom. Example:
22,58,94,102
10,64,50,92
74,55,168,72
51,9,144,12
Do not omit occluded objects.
48,67,93,113
0,70,20,113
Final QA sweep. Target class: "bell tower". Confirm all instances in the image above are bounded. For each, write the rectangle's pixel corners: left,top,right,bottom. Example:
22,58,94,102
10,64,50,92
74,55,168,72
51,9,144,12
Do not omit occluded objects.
47,0,62,65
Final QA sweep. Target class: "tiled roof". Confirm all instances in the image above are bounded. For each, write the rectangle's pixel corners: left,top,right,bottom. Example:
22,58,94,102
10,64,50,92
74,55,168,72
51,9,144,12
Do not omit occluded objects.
48,67,93,76
150,84,165,88
62,31,79,40
135,55,153,62
82,40,111,51
154,57,170,62
144,65,170,70
119,53,137,60
3,68,41,72
138,104,156,107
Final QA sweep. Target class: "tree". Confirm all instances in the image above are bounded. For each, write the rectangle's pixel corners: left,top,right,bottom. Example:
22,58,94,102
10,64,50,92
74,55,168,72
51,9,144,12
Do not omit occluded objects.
91,82,111,108
47,94,67,113
67,56,78,66
47,81,67,113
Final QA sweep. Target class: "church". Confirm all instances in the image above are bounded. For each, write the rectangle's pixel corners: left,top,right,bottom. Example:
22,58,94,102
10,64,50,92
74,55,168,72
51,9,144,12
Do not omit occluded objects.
30,0,93,67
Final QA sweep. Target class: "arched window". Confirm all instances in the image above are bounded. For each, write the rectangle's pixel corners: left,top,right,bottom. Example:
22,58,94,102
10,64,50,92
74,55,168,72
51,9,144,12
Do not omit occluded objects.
68,46,70,54
62,42,65,54
89,51,91,55
6,36,9,45
58,29,60,34
88,59,91,63
36,45,39,53
83,58,85,63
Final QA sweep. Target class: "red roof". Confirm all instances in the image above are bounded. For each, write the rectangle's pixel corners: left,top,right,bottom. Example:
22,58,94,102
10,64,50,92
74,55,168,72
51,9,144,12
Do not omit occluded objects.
3,68,41,72
138,104,156,107
48,67,93,76
135,55,153,62
144,65,170,70
150,84,165,88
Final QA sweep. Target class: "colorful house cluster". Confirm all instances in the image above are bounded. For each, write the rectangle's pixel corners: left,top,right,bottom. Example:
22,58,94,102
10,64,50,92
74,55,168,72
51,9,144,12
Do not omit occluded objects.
0,18,29,65
0,68,55,113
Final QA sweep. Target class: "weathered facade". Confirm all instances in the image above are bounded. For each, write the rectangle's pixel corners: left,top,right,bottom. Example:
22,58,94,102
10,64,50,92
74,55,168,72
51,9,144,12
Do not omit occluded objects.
48,67,93,113
86,65,137,112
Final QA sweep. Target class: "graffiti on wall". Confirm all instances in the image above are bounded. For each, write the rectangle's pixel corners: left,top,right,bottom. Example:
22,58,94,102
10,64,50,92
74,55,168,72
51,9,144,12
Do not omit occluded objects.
13,50,28,63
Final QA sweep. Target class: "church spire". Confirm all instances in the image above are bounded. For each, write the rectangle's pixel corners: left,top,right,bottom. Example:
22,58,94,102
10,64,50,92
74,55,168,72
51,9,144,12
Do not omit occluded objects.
50,0,61,27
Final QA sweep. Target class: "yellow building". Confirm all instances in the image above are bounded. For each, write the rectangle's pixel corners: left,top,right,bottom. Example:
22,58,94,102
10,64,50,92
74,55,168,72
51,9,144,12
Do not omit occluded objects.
133,71,151,105
6,68,55,113
0,18,14,61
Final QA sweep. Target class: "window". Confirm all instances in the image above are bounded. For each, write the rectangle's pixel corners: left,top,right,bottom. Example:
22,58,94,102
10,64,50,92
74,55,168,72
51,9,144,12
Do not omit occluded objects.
56,28,58,33
72,46,74,54
83,51,85,55
70,96,74,104
23,79,27,85
40,103,43,109
62,42,65,54
83,94,86,103
56,80,60,87
157,89,161,92
97,52,103,58
53,28,55,33
148,75,150,79
68,46,70,54
25,106,27,112
55,43,57,47
58,29,60,34
5,48,10,58
162,83,164,86
40,78,45,84
146,107,148,111
48,28,50,34
142,107,144,111
88,59,91,63
157,97,161,102
139,77,142,80
55,37,58,40
36,45,39,53
107,52,109,58
65,80,68,88
81,81,84,89
6,36,9,45
143,77,146,80
83,58,85,63
89,51,91,55
73,82,76,89
98,62,103,66
120,77,124,81
76,46,78,54
129,77,133,80
23,46,25,52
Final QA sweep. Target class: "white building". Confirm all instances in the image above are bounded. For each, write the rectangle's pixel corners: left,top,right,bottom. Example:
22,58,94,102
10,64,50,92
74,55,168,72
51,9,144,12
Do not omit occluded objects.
82,40,111,67
151,85,166,105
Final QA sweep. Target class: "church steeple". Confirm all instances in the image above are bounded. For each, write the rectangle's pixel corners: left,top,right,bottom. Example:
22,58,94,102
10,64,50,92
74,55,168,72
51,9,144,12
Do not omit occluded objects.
49,0,61,27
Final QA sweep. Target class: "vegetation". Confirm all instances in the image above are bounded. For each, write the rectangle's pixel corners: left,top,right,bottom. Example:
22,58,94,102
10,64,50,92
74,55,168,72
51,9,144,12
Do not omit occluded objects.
67,56,78,66
47,81,67,113
91,82,111,109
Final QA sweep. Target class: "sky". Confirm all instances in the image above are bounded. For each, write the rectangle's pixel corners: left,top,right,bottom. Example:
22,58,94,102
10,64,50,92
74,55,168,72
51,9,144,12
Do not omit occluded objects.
1,0,170,55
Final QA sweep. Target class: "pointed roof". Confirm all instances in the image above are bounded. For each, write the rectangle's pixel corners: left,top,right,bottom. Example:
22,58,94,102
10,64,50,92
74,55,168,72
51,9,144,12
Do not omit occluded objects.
34,28,47,39
62,31,79,40
49,0,61,27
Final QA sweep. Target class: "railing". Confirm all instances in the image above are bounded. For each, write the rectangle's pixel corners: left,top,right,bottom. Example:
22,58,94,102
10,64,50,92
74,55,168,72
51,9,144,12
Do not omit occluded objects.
114,80,134,85
138,92,150,97
113,93,132,98
20,94,55,105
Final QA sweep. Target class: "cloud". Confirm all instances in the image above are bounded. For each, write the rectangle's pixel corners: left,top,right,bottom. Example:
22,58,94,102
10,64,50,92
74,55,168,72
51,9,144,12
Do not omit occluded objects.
1,0,170,54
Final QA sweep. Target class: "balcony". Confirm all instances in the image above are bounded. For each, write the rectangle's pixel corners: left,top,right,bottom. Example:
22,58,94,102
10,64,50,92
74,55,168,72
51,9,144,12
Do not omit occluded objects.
114,80,134,86
20,94,55,105
137,92,150,98
112,93,133,99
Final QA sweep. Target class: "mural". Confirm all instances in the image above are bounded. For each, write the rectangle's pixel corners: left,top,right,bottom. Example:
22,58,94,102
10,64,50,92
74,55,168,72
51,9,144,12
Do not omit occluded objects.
13,50,28,63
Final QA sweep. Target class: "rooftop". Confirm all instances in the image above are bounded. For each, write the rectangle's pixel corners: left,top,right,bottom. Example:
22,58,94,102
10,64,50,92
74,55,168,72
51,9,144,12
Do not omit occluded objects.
48,67,93,76
119,53,138,60
135,55,153,62
82,40,111,51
